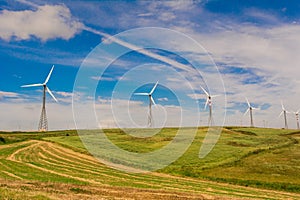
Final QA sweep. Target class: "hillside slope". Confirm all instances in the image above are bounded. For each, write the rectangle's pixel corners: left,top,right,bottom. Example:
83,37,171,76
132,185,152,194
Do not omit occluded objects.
0,128,299,199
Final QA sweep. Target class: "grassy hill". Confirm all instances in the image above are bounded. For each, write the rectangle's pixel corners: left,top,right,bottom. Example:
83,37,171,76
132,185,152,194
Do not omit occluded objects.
0,127,300,199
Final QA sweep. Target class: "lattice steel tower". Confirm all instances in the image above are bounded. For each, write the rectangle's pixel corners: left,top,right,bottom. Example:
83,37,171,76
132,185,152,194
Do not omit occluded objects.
38,85,48,131
21,66,57,132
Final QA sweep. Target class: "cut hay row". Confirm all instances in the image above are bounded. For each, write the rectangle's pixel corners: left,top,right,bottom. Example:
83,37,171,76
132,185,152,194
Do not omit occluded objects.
0,139,300,199
1,141,253,196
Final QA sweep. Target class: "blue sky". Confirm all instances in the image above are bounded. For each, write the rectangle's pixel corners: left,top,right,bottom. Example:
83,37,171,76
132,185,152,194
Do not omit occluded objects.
1,0,300,130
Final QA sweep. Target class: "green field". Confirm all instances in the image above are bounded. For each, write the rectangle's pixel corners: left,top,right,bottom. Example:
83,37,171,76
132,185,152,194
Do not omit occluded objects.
0,127,300,199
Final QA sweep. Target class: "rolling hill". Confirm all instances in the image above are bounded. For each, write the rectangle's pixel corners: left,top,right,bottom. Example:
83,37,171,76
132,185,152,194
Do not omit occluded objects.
0,127,300,199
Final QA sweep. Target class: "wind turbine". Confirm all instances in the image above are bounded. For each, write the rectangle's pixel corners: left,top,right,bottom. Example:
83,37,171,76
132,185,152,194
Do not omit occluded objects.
279,101,289,129
200,85,219,126
21,65,57,132
292,109,300,130
244,98,258,127
134,81,158,127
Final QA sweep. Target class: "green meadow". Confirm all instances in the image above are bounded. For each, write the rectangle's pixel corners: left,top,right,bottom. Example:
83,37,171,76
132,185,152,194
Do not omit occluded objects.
0,127,300,199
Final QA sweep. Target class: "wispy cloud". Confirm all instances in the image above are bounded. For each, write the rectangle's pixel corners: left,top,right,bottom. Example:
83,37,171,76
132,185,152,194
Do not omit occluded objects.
55,91,73,97
2,1,299,130
158,97,168,102
0,91,19,98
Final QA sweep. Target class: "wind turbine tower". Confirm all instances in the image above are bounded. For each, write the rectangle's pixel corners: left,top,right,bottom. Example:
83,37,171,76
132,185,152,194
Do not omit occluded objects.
293,109,300,130
200,86,219,126
134,81,158,127
279,101,289,129
21,65,58,132
244,98,257,127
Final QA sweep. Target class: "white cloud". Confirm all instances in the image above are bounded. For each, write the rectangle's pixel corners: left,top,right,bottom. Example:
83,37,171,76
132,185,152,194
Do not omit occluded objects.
244,8,280,24
158,12,176,22
91,76,122,82
2,2,299,130
0,4,84,41
55,91,73,97
0,97,195,131
0,91,19,98
158,97,168,102
149,23,300,126
161,1,196,11
192,24,300,80
187,93,205,100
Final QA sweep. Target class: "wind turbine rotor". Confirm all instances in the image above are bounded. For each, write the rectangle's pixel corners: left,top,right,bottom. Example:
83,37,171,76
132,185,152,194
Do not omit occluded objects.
245,97,251,108
150,81,159,95
280,101,291,113
21,83,44,88
244,108,250,116
150,96,156,105
44,65,55,84
134,93,149,96
278,111,284,117
46,86,58,102
281,101,285,111
134,81,159,105
204,97,209,109
200,85,209,97
200,85,211,110
211,94,220,98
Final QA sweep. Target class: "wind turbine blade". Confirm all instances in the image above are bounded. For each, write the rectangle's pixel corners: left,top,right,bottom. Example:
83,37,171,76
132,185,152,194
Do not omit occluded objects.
281,101,285,110
21,83,43,87
278,111,283,117
245,97,250,107
150,96,156,105
200,85,209,97
46,86,58,102
204,98,209,109
44,65,54,84
134,93,149,96
150,81,159,95
244,108,249,116
211,94,220,98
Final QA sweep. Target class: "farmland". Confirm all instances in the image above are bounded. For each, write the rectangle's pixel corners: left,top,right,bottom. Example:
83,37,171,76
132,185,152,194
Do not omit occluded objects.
0,127,300,199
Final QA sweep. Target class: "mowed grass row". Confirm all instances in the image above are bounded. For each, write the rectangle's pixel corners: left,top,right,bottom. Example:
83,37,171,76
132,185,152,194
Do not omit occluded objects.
0,127,300,199
45,127,300,193
0,133,298,199
0,140,260,199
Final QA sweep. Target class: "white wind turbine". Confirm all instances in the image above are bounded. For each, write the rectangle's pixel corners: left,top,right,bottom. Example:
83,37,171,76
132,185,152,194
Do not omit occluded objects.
134,81,159,127
292,109,300,130
21,65,57,131
244,98,258,127
279,101,289,129
200,85,219,126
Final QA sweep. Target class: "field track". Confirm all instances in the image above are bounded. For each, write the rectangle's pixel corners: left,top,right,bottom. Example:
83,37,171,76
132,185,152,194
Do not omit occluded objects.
1,139,300,199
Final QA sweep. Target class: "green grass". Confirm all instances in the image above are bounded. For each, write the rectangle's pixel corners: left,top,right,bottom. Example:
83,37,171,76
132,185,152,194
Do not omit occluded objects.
1,127,300,199
0,130,77,144
200,130,300,192
44,127,300,193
